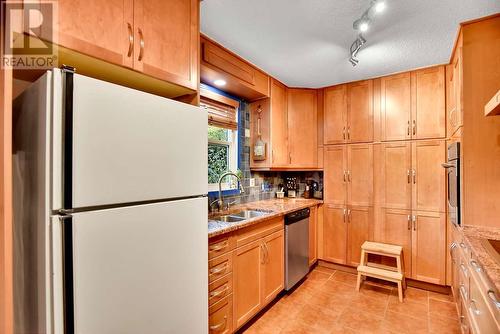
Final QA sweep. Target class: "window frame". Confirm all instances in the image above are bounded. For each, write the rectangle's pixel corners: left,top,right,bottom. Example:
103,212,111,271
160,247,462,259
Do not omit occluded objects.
208,125,239,193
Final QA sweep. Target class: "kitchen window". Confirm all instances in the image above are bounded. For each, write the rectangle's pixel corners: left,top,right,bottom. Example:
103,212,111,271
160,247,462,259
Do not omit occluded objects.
201,86,240,193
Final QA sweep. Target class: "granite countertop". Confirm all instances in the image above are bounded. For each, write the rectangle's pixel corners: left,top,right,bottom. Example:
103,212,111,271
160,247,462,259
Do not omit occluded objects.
462,225,500,292
208,198,323,238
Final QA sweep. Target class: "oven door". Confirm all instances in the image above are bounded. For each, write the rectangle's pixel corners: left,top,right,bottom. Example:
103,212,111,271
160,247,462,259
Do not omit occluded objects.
443,160,459,226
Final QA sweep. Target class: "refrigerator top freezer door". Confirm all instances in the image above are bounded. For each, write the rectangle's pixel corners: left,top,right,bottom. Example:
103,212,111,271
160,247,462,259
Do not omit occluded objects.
52,69,208,210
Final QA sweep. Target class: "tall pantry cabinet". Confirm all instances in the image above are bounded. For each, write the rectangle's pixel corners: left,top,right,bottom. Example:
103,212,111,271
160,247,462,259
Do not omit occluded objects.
321,66,447,285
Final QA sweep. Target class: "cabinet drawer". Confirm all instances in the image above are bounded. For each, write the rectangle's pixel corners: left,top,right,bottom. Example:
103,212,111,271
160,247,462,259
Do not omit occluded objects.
458,255,470,301
459,297,471,334
235,217,284,248
209,272,233,306
468,276,499,334
209,294,233,334
209,252,233,283
209,235,236,260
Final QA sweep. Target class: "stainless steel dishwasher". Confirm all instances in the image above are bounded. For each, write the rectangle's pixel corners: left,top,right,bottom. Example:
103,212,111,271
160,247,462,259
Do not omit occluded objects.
285,208,310,290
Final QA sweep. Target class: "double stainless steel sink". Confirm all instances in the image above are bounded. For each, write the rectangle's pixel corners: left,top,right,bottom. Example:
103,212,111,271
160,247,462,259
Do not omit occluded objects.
212,209,272,223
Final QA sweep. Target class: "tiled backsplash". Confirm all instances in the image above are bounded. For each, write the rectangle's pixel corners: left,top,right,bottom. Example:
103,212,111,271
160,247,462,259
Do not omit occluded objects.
208,101,323,211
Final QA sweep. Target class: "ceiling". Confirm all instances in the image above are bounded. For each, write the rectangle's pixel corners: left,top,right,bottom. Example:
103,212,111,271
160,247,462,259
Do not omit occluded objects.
201,0,500,88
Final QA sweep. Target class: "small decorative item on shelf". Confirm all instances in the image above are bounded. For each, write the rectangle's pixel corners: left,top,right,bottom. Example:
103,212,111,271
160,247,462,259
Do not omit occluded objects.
253,104,267,161
285,177,298,198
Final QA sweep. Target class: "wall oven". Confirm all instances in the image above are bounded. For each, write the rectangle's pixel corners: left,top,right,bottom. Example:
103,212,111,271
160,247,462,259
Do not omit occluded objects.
442,142,461,226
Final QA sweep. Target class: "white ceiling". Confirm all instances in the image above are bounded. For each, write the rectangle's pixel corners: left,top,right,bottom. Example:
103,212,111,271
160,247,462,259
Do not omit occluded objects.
201,0,500,88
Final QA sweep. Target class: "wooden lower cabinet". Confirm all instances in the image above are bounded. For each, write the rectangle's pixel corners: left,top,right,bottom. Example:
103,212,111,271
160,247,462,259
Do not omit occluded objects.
411,211,446,285
323,204,348,264
380,209,446,284
233,220,284,331
233,239,262,329
209,294,233,334
322,204,372,266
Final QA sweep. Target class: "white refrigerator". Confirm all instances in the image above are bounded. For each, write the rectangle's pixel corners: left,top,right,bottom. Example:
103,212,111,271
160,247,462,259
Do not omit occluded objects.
13,68,208,334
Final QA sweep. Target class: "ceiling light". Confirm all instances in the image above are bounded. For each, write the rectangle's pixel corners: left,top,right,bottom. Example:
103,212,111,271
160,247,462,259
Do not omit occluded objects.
214,79,226,87
359,22,369,32
374,1,385,13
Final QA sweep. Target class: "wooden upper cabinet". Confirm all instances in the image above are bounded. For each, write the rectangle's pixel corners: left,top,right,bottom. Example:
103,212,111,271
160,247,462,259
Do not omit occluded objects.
323,205,347,264
52,0,135,68
270,80,289,167
200,37,270,100
287,89,318,168
262,230,284,305
347,80,373,143
347,144,373,207
448,45,463,136
381,142,412,210
411,211,446,284
324,146,347,205
412,140,446,213
381,72,412,141
346,206,371,267
324,85,347,145
381,209,412,278
233,239,263,329
134,0,199,90
411,66,446,139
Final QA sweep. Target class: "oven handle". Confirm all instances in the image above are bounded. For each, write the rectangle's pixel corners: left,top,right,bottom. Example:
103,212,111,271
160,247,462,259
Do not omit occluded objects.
441,163,456,169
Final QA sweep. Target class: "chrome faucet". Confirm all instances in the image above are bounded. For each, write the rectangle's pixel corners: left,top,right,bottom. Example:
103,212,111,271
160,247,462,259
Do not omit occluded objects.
217,171,245,210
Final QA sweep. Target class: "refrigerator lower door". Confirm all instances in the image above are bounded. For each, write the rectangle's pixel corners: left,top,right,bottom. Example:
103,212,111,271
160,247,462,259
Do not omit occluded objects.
64,197,207,334
51,69,208,210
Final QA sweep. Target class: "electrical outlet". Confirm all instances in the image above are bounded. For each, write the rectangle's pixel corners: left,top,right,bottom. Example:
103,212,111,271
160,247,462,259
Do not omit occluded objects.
249,178,255,187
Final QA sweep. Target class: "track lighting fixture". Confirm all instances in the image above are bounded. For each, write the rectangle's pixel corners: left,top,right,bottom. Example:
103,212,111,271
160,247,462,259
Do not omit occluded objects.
348,0,386,66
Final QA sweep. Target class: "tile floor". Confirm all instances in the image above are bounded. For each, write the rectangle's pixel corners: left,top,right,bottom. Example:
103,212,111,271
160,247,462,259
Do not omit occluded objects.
241,266,461,334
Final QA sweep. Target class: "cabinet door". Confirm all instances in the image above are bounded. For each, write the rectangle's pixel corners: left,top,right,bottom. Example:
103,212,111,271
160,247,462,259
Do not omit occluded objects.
287,89,318,167
411,211,446,284
270,79,289,167
262,230,284,305
412,140,446,212
348,144,373,207
347,206,371,267
449,49,463,136
323,205,347,264
209,295,233,334
309,206,318,266
53,0,134,68
347,80,373,143
381,142,412,210
134,0,199,90
324,146,347,205
233,240,263,329
412,66,446,139
381,73,411,141
381,209,412,277
324,85,347,144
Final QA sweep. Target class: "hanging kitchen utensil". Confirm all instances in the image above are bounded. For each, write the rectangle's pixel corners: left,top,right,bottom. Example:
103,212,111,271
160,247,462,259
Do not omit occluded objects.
253,104,267,161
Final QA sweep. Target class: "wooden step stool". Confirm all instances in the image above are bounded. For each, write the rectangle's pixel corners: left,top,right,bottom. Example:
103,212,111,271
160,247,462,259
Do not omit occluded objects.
356,241,406,302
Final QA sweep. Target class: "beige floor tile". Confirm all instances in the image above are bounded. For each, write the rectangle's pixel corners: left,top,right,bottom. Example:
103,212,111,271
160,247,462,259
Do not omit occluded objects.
392,287,429,305
331,271,358,287
357,282,392,300
428,290,455,303
313,266,337,275
429,314,461,334
381,310,429,334
386,295,429,320
429,298,459,319
337,306,385,333
306,270,333,283
349,294,390,318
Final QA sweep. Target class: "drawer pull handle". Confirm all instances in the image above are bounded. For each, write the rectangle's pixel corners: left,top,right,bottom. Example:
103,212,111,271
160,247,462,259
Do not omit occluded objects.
487,290,500,309
469,260,482,272
469,300,480,315
210,316,227,331
138,28,145,61
210,241,228,252
210,285,229,298
460,242,466,249
460,284,468,300
459,263,468,275
210,263,228,275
